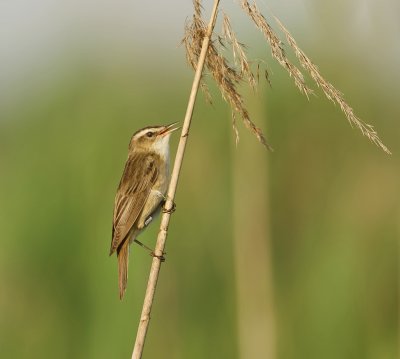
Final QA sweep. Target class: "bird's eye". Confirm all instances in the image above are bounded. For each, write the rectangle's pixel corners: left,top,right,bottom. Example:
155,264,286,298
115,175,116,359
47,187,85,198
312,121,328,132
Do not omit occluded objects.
146,131,154,138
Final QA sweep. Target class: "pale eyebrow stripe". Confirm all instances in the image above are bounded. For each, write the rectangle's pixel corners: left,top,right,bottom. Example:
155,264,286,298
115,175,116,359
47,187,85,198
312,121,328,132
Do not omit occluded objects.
132,129,149,139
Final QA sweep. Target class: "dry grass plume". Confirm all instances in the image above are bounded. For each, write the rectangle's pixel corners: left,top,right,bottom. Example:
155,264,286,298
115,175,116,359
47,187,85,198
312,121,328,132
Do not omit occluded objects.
182,0,390,154
183,2,273,150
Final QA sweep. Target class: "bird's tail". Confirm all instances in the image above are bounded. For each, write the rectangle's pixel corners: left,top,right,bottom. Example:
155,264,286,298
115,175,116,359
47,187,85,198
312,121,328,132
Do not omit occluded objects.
117,240,129,300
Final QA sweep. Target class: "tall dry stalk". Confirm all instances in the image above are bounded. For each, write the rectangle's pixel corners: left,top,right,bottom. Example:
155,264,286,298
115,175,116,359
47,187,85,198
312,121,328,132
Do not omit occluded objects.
232,92,276,359
131,1,221,358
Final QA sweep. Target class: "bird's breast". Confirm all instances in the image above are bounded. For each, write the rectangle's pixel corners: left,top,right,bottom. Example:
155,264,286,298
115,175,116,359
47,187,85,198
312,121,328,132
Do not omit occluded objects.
135,159,169,230
153,159,169,193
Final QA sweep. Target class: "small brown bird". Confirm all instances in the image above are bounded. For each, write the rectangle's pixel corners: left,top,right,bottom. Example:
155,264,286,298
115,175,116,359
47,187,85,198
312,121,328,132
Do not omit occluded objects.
110,123,178,299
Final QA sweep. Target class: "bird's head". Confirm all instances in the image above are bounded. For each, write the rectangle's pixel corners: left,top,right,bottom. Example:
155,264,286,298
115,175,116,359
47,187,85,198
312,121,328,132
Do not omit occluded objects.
129,122,179,157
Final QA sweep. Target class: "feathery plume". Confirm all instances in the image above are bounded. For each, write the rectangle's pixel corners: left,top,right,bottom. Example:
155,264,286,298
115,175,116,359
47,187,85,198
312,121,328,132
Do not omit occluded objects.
273,16,391,154
183,3,272,149
241,0,312,97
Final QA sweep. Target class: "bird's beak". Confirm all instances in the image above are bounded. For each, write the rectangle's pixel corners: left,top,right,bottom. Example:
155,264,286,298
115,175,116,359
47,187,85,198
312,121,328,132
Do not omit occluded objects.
160,122,180,136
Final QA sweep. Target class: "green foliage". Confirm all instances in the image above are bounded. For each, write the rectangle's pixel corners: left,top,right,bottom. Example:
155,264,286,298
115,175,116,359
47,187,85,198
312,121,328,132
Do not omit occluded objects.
0,48,398,359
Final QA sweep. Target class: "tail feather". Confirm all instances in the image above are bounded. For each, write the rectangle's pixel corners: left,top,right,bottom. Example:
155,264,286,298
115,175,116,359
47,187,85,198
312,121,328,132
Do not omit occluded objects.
117,241,129,300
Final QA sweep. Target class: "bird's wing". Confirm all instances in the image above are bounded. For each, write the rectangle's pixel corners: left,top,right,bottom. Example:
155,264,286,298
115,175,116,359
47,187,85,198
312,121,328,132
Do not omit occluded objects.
110,152,159,255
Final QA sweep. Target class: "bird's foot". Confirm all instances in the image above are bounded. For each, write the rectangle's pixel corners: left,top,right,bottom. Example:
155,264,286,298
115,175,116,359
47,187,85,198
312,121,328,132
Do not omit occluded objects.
150,251,166,262
162,198,176,214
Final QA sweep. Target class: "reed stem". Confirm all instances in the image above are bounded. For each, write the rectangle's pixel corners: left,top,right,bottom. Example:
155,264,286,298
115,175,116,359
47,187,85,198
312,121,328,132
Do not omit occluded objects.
131,1,221,358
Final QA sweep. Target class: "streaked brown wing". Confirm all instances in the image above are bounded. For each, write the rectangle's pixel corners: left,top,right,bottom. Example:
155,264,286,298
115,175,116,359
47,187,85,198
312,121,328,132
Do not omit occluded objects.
110,152,159,255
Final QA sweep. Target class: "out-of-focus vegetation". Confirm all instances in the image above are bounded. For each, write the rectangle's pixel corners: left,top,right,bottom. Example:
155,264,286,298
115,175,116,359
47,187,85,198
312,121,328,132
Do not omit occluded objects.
0,1,399,358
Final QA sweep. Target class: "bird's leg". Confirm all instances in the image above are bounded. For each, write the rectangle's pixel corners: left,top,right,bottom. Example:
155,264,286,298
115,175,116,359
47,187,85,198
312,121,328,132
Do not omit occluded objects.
133,239,166,262
133,239,153,253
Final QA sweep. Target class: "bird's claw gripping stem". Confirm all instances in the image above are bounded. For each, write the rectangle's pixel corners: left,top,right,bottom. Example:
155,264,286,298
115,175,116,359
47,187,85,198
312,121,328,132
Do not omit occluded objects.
162,198,176,214
150,251,166,262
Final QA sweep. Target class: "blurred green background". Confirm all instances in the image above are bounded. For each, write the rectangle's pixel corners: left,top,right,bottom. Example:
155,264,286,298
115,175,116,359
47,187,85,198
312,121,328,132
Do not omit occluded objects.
1,1,399,358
